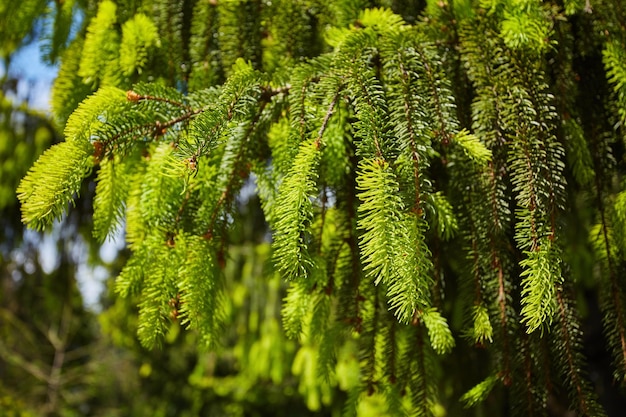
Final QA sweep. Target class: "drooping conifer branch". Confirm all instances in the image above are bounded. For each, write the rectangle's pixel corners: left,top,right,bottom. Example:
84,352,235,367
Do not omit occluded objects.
590,127,626,382
519,333,540,416
126,90,192,110
314,92,339,149
552,289,596,415
93,107,204,163
204,91,274,238
412,325,430,416
594,191,626,380
364,287,380,395
412,43,455,144
271,90,340,281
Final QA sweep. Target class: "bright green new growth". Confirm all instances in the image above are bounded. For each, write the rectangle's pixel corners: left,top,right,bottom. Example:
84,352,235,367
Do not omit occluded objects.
356,158,432,324
453,129,492,165
93,157,129,242
519,240,563,333
119,14,160,76
470,304,493,344
604,40,626,126
78,0,120,86
419,308,455,355
272,139,322,281
15,0,626,414
460,374,498,408
17,140,93,230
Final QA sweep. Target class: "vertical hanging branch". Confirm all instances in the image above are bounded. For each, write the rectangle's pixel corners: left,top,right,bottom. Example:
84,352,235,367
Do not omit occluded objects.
188,0,222,89
153,0,187,84
271,88,339,281
356,157,429,323
379,28,433,236
590,197,626,384
509,331,550,416
363,286,381,396
333,148,365,334
381,319,405,416
551,287,606,416
218,0,264,74
412,40,458,146
175,234,225,349
202,84,282,238
263,0,321,70
78,0,120,86
93,157,130,242
348,59,387,159
584,17,626,382
501,44,579,411
135,233,182,348
408,324,433,417
397,56,425,213
342,32,435,326
506,51,565,334
599,24,626,384
458,18,517,386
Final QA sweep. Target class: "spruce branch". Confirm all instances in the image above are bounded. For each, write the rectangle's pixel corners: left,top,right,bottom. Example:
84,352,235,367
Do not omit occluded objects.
592,166,626,382
204,98,269,238
495,257,513,385
314,91,340,149
519,242,559,333
93,157,130,241
419,308,455,355
126,89,192,111
461,374,499,408
176,234,225,349
391,48,428,214
519,333,542,415
18,140,94,229
553,289,606,416
348,62,387,158
357,158,433,323
365,288,380,395
411,325,430,416
271,91,339,280
103,106,204,149
411,40,456,144
119,13,160,76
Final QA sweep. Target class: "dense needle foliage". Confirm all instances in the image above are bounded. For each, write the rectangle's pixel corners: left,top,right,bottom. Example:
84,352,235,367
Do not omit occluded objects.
7,0,626,415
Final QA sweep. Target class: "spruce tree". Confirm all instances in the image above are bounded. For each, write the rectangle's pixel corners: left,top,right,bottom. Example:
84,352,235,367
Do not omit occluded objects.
7,0,626,415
